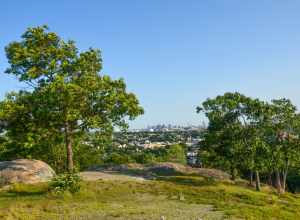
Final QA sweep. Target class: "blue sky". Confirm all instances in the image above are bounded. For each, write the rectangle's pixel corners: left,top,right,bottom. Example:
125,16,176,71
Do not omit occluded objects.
1,1,300,128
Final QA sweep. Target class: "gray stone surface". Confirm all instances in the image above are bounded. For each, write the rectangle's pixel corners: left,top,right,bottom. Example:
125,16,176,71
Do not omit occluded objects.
0,159,55,185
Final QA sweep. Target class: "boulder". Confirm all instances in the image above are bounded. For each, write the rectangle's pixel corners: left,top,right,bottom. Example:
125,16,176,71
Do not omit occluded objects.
147,162,231,180
147,162,190,176
0,159,55,185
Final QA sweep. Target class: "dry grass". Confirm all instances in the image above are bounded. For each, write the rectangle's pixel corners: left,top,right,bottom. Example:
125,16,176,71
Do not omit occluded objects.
0,174,300,219
90,162,231,181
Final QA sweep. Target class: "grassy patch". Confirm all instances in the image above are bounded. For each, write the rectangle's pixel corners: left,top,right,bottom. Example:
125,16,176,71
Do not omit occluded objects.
0,176,300,219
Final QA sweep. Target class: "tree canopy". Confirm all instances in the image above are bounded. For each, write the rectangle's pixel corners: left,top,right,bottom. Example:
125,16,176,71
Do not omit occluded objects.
197,92,300,192
0,26,144,171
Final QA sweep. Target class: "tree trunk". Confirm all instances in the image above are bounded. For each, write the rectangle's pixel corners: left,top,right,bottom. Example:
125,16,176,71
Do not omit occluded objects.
65,122,74,172
249,170,253,186
282,159,289,193
275,170,283,193
267,172,273,186
255,171,261,191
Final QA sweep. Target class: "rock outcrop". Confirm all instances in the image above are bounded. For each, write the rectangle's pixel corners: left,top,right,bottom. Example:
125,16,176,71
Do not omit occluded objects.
88,162,231,181
147,162,231,180
0,159,55,185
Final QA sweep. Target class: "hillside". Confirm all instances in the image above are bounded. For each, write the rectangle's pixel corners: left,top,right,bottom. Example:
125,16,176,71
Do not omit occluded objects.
0,165,300,220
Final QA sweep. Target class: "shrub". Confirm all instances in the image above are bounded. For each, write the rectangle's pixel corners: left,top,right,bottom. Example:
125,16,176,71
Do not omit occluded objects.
0,175,9,187
105,152,135,165
287,174,300,193
49,172,81,194
164,144,187,164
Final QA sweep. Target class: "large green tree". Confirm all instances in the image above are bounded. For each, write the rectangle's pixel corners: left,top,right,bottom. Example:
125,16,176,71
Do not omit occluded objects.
197,92,252,180
0,26,144,171
197,92,300,192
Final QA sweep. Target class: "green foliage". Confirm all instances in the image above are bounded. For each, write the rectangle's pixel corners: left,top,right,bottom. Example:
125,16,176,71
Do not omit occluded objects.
102,144,187,165
73,144,103,171
49,173,82,194
164,144,187,164
197,92,300,192
286,165,300,193
0,26,143,172
105,152,135,165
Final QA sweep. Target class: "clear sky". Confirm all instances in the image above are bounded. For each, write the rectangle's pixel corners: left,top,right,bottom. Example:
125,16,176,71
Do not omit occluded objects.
1,1,300,128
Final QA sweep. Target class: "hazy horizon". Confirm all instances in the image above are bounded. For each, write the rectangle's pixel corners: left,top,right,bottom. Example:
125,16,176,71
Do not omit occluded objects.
1,1,300,129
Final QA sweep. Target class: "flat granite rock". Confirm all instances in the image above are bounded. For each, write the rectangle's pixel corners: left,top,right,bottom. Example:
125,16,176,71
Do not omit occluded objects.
0,159,55,185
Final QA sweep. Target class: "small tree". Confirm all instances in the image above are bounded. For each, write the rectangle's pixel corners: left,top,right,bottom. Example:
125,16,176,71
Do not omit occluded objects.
165,144,187,164
197,92,252,180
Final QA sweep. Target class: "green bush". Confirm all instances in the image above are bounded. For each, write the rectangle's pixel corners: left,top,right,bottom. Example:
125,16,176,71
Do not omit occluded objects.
164,144,187,164
105,152,134,165
102,144,187,165
287,174,300,193
0,175,9,187
49,173,82,194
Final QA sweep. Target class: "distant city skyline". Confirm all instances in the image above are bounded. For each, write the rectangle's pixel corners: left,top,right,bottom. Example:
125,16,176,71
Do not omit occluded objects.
129,123,207,132
2,1,300,129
